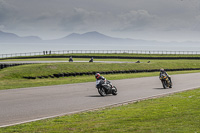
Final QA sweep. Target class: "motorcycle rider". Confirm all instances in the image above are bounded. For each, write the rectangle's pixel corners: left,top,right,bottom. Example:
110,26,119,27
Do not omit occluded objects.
69,56,73,62
159,68,171,83
95,73,111,87
95,73,117,96
95,73,106,82
89,57,93,62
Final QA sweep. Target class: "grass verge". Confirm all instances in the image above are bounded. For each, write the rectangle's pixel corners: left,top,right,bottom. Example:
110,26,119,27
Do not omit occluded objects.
1,57,200,90
0,56,200,132
1,59,200,78
1,88,200,132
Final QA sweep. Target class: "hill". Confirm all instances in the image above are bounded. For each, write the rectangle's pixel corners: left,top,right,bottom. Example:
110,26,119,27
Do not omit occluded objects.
1,30,199,47
0,30,42,43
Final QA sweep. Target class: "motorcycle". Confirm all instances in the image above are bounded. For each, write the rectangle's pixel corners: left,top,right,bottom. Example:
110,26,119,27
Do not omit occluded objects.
96,79,117,96
160,74,172,89
69,57,73,62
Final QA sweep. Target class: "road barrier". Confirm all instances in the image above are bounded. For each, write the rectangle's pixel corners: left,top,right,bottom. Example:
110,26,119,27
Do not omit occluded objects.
1,55,200,60
1,50,200,59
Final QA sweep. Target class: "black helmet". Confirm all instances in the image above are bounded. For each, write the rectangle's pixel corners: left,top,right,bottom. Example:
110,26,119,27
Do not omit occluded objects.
95,73,100,79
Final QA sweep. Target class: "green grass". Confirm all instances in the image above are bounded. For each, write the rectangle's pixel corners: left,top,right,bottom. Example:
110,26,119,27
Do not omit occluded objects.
1,88,200,133
0,55,200,132
1,58,200,90
1,59,200,79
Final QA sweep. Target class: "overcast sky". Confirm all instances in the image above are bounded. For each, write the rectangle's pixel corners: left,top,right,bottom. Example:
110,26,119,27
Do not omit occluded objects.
1,0,200,41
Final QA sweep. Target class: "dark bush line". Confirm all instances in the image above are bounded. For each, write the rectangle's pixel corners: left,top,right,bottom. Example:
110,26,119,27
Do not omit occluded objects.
23,68,200,79
2,55,200,60
0,63,29,70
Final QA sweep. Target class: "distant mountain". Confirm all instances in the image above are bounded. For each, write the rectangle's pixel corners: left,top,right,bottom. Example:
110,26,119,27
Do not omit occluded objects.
1,30,199,46
0,30,42,43
61,31,116,40
49,31,160,45
51,31,122,44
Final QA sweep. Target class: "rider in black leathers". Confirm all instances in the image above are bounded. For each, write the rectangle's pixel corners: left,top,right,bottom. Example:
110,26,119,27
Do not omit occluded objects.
95,73,111,88
95,73,106,82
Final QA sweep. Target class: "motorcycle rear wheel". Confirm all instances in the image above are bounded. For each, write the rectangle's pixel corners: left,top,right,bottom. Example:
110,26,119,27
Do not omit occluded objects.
98,87,106,96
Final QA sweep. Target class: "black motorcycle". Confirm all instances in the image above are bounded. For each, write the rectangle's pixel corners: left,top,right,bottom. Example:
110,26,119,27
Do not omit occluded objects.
69,57,73,62
160,74,172,89
96,79,117,96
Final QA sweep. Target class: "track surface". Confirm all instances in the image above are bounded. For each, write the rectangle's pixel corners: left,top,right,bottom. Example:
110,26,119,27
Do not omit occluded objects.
0,61,137,64
0,73,200,127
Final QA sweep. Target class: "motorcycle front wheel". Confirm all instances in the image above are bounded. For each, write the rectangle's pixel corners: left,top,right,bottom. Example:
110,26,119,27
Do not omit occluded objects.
112,86,117,95
162,80,167,89
98,87,106,96
169,81,172,88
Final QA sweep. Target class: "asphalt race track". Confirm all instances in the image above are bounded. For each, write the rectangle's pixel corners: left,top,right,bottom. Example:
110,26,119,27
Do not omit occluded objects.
0,73,200,127
0,61,138,64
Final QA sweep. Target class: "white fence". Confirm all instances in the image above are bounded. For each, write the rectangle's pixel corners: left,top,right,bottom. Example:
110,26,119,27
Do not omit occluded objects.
0,50,200,59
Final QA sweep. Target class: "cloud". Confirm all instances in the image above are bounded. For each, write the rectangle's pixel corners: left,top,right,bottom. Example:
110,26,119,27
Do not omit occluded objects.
59,8,159,33
117,10,157,31
1,0,200,41
0,0,16,22
60,8,115,31
0,0,20,31
58,7,197,34
0,24,5,30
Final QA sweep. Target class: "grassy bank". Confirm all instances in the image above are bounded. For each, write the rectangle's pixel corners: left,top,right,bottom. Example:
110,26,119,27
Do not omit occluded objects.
1,87,200,132
0,55,200,132
1,59,200,79
1,58,200,90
